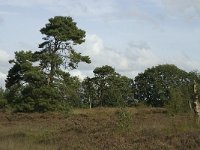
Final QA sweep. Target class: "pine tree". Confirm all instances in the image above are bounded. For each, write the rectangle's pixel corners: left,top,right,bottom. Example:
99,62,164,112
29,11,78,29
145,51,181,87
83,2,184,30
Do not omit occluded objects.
5,16,91,112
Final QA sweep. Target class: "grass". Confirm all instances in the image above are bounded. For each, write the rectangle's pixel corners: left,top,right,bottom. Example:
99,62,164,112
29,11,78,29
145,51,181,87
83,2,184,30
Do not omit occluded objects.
0,107,200,149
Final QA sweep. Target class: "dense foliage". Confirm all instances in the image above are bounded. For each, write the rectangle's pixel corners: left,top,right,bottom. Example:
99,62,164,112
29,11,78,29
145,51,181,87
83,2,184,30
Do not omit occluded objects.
134,64,197,111
5,16,90,112
81,65,134,107
3,16,200,113
0,88,6,109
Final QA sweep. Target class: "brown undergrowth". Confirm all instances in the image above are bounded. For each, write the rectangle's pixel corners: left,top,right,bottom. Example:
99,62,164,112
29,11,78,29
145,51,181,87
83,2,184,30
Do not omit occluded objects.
0,107,200,150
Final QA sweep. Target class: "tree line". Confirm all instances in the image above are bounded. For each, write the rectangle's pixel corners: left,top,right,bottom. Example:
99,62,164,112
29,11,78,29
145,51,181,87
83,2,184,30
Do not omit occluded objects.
1,16,200,113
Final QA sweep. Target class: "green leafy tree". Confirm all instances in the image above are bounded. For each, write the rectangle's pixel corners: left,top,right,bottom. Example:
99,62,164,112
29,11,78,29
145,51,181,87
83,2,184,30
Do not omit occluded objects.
93,65,117,106
81,77,96,108
5,51,45,111
0,87,6,109
187,71,200,114
82,65,134,107
37,16,90,84
5,16,91,112
111,75,134,106
134,64,193,107
166,87,191,114
59,73,82,107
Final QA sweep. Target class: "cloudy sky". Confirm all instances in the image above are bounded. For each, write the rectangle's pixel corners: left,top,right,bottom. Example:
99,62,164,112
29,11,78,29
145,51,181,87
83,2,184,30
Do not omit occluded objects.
0,0,200,87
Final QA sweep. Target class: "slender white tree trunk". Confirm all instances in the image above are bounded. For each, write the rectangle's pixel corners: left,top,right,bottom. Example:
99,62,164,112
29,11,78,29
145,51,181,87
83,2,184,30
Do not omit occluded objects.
89,97,92,109
193,81,200,123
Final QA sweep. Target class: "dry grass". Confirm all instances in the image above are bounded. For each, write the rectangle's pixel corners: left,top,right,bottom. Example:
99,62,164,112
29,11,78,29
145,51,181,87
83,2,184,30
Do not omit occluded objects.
0,107,200,150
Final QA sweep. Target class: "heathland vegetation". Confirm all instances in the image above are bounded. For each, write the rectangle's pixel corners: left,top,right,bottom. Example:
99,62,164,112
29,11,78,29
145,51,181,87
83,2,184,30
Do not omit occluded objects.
0,108,200,149
1,16,200,149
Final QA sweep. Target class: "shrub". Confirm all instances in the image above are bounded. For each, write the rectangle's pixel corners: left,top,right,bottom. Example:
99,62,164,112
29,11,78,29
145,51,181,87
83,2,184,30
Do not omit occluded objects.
0,87,7,110
166,87,191,114
0,98,7,109
115,108,132,131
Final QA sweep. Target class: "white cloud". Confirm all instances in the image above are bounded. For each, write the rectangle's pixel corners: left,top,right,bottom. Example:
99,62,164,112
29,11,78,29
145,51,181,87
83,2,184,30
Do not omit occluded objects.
126,42,159,70
1,34,200,87
0,72,6,88
0,73,6,89
76,34,200,79
3,0,199,28
70,70,86,81
164,54,200,72
0,50,11,63
0,50,12,87
76,34,160,78
0,0,56,7
0,0,116,18
1,0,200,25
151,0,200,20
0,0,200,83
0,72,6,80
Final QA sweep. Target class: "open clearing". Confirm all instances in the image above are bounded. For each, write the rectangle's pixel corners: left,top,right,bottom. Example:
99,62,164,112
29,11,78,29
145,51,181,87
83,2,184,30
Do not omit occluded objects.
0,107,200,150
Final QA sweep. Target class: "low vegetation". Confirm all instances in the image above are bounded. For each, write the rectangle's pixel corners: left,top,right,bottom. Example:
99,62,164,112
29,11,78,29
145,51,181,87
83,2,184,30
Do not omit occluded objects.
0,107,200,150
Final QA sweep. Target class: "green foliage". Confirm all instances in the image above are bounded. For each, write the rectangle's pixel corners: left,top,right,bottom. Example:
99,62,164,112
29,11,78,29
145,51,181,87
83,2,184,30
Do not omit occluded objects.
58,74,82,107
38,16,90,73
134,64,194,107
81,77,95,108
5,16,90,112
40,16,85,44
0,87,6,109
81,65,134,107
93,65,115,77
0,99,6,109
166,87,191,114
93,65,117,106
4,16,200,113
115,108,132,131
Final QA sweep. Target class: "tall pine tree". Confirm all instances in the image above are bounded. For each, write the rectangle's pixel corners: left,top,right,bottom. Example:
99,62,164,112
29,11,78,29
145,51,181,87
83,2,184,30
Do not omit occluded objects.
6,16,91,112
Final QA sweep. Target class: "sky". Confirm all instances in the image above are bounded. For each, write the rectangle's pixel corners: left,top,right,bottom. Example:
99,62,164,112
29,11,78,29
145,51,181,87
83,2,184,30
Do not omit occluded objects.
0,0,200,87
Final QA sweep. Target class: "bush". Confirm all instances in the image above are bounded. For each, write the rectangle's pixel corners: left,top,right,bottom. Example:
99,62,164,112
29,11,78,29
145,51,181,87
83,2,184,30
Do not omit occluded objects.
115,108,132,131
0,98,7,109
166,87,191,114
0,88,7,110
